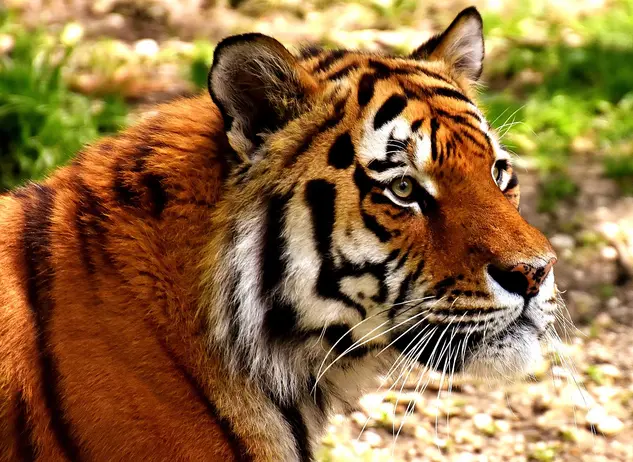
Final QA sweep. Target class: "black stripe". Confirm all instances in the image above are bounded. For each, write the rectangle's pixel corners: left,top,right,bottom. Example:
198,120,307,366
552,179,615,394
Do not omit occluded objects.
141,173,168,219
157,337,252,462
433,276,457,298
325,63,360,81
15,390,36,462
113,164,140,207
262,193,290,294
353,164,382,201
305,180,366,318
460,130,487,152
324,325,370,359
412,67,452,85
287,98,347,166
411,119,423,133
22,185,81,461
361,210,391,242
270,399,312,462
391,258,425,317
370,192,393,205
431,86,474,105
430,118,440,162
366,159,406,173
314,50,347,73
306,376,328,416
305,180,336,262
357,73,376,107
298,45,323,60
434,108,482,134
75,180,114,273
327,132,355,170
264,298,301,342
394,246,411,271
505,171,519,191
403,84,474,106
261,193,301,341
368,59,452,84
373,94,407,130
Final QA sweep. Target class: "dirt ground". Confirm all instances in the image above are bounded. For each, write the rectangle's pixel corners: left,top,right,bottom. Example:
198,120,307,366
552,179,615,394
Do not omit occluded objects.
5,0,633,460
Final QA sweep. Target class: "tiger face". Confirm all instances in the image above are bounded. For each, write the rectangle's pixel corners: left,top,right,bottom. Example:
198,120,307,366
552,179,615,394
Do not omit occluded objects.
207,7,558,401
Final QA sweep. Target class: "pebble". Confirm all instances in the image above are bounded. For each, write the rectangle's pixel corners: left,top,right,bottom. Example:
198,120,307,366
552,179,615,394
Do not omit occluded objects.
601,245,618,260
362,430,382,447
597,415,624,436
0,34,15,54
61,22,84,46
134,39,160,58
597,364,622,379
473,413,495,434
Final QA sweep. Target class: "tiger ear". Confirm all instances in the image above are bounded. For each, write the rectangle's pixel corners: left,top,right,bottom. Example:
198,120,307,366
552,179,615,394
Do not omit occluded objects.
410,7,484,82
208,33,318,162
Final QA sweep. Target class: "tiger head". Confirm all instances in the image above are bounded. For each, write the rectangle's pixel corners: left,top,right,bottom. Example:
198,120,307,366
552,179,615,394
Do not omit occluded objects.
205,7,558,401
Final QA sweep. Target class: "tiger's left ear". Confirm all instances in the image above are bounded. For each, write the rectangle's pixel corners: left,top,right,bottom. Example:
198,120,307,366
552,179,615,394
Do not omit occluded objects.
410,7,484,82
208,33,319,163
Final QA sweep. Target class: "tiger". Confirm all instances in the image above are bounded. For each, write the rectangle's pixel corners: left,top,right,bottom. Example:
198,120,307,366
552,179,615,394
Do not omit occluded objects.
0,6,559,461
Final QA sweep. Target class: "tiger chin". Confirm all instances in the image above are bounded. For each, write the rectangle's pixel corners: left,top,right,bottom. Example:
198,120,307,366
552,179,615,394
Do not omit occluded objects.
0,6,559,462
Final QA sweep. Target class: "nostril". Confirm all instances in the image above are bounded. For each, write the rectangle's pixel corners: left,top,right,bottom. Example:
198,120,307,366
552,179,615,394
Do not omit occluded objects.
486,264,530,298
487,258,556,299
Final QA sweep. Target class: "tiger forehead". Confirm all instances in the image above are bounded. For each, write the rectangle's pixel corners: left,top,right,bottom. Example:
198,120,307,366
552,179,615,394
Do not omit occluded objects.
352,89,497,171
297,48,457,87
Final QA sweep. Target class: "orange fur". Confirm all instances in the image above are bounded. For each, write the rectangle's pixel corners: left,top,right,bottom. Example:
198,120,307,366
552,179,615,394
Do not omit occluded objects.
0,10,556,461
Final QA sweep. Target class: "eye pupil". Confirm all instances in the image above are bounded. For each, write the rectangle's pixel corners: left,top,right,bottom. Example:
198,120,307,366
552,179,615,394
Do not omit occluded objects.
390,177,414,198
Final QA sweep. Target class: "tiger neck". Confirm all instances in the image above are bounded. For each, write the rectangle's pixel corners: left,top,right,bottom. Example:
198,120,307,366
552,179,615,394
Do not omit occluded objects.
202,192,388,458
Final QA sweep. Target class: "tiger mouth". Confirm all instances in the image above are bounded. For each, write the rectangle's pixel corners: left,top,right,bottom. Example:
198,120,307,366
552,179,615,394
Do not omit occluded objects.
390,310,545,376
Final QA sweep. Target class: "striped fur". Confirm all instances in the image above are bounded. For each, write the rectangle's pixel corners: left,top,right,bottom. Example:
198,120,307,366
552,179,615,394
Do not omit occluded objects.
0,8,557,461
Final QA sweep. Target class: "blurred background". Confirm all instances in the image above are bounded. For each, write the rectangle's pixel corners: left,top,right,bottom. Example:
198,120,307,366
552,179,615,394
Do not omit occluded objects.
1,0,632,460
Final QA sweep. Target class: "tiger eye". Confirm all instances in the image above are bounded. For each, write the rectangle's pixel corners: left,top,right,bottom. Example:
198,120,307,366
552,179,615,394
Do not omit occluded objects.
390,177,414,199
492,165,500,183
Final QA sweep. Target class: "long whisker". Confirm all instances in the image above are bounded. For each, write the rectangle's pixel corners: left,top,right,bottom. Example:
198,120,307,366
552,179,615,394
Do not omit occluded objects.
314,301,434,388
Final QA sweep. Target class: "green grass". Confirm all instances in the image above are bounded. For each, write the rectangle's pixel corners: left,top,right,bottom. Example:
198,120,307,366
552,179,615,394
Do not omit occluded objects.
0,14,128,192
2,0,633,204
481,0,633,203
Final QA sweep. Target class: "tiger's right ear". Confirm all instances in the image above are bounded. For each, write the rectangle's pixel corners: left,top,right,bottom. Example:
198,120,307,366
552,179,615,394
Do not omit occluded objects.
208,33,319,163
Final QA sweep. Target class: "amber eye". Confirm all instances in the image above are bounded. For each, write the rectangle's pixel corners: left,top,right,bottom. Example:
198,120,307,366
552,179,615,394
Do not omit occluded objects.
492,165,501,183
390,177,414,199
492,159,508,186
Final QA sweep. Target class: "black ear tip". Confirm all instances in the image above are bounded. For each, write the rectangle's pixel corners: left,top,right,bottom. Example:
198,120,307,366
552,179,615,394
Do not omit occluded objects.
457,6,483,23
213,33,273,60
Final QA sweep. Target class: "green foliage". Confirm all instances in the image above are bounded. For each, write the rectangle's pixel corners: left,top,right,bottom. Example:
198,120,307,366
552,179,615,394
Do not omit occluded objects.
538,172,578,213
0,14,127,192
482,0,633,208
189,41,215,90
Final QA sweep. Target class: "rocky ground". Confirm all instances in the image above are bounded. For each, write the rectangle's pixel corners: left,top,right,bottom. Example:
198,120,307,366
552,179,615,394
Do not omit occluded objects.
4,0,633,460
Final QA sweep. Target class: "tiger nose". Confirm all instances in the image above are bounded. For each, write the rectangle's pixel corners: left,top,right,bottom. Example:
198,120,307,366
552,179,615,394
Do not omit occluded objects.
487,257,557,298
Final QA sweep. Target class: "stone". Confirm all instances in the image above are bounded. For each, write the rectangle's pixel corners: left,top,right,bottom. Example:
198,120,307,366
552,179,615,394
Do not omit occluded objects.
597,415,624,436
473,413,495,435
134,39,160,59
